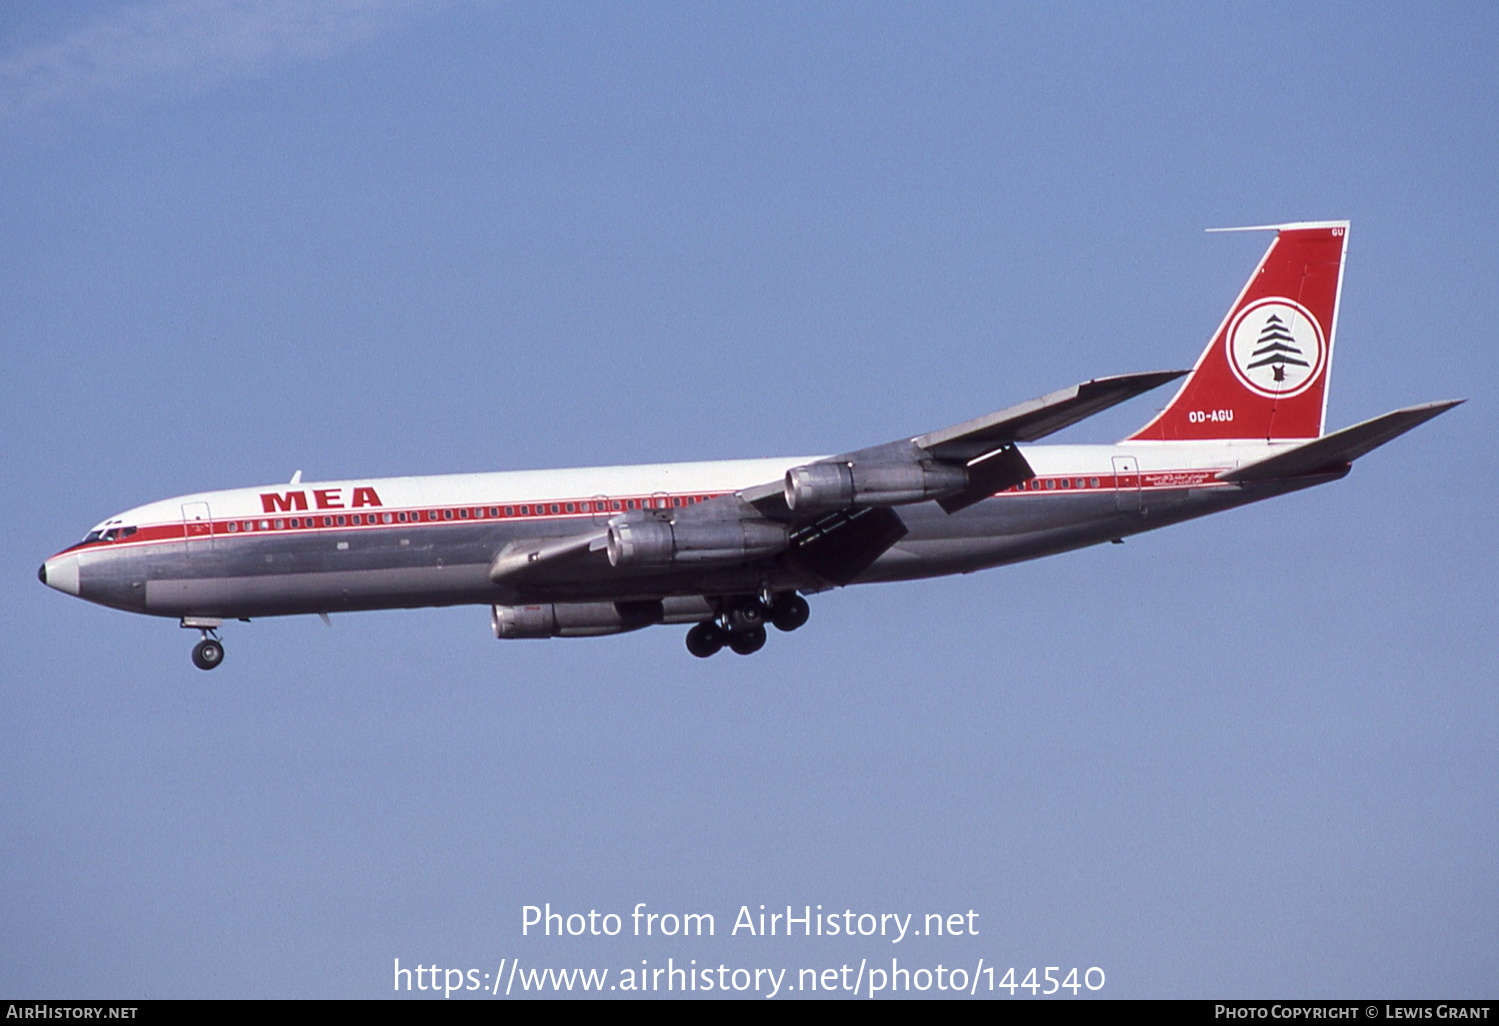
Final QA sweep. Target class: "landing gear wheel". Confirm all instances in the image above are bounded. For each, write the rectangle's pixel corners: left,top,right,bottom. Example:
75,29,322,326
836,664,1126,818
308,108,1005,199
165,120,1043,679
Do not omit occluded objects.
770,594,810,632
685,621,725,658
192,638,225,671
727,599,767,633
728,625,767,655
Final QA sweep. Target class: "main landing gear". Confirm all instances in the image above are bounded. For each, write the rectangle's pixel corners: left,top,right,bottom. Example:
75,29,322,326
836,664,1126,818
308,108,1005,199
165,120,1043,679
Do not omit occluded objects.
685,593,810,658
182,617,225,671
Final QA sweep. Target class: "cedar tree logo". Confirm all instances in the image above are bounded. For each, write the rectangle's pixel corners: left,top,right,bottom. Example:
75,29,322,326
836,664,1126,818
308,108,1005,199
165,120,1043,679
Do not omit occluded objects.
1226,298,1326,398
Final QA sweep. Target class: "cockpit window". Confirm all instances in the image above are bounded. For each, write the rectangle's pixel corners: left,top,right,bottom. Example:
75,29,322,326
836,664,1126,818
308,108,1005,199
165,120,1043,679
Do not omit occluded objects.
84,526,137,544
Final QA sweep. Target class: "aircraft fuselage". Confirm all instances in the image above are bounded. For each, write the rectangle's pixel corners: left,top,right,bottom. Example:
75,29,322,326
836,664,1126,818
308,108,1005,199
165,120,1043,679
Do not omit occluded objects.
41,440,1328,620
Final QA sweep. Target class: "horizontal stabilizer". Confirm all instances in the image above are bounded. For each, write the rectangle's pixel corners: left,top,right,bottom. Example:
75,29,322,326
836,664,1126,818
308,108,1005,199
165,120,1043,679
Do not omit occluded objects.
1218,400,1463,483
917,370,1186,460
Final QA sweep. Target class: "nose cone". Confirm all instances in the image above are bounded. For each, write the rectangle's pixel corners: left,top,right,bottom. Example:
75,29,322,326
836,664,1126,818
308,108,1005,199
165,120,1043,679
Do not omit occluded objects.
40,555,80,596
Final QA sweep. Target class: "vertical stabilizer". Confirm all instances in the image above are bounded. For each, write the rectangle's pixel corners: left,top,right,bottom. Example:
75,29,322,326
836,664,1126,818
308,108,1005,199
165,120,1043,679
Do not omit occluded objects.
1128,221,1348,441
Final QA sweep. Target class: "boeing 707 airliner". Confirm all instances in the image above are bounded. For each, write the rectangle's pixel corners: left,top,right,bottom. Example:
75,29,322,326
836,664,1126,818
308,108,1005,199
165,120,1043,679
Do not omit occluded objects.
39,221,1460,667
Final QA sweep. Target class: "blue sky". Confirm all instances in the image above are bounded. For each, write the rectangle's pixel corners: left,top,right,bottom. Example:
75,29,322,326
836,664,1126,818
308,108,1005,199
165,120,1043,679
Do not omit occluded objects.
2,1,1495,998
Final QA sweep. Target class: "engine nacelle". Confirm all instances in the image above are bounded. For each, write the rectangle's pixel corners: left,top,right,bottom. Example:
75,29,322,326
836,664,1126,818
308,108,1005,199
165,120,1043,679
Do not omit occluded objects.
784,460,967,511
606,518,788,568
491,597,715,638
493,603,615,638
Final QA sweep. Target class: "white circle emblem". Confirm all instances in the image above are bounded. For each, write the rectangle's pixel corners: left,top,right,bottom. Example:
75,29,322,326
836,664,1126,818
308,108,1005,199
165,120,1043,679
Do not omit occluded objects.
1226,298,1326,398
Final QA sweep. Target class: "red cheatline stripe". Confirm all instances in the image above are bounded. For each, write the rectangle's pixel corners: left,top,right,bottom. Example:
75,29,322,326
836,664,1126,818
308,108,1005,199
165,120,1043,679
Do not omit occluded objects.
57,490,734,555
51,471,1232,558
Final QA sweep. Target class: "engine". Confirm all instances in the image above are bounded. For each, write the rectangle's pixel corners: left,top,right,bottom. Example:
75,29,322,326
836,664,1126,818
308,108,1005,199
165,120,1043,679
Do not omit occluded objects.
783,460,967,511
492,597,716,638
605,518,788,568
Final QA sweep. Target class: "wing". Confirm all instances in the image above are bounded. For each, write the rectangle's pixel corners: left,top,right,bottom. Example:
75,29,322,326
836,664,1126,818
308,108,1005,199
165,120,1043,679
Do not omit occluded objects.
727,369,1187,583
488,370,1186,590
914,370,1190,458
739,370,1186,517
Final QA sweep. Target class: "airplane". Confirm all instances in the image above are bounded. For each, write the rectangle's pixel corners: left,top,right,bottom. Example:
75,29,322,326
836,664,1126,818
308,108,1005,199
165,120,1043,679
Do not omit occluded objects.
39,220,1461,669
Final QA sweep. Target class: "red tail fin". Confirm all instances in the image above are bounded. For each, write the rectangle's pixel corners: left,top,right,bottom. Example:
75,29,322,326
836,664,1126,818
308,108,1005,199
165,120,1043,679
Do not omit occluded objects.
1128,221,1348,442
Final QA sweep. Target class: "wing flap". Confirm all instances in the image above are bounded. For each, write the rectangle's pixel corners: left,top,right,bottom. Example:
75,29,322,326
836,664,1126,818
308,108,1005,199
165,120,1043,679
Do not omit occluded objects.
937,443,1035,514
787,507,909,586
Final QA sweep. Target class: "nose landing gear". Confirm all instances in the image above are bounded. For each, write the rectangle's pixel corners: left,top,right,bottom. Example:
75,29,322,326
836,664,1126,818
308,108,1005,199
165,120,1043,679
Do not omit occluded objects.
684,593,809,658
192,637,225,671
182,617,225,671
